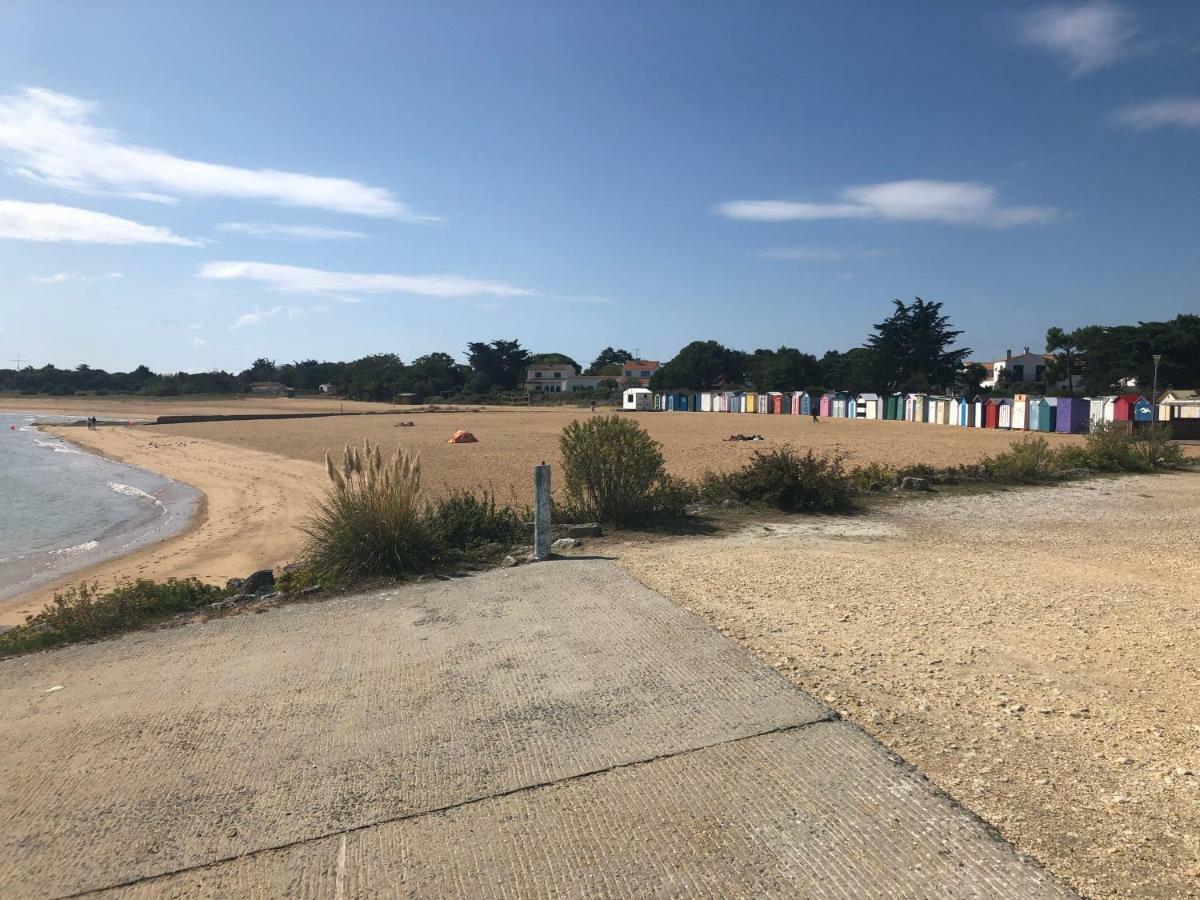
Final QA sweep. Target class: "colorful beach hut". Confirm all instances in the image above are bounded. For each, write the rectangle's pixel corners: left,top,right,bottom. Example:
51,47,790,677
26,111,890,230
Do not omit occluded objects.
908,393,928,423
1089,396,1113,427
1112,393,1147,422
972,396,987,428
996,398,1013,429
856,393,881,419
819,394,833,417
1054,397,1089,433
768,391,784,414
1011,394,1029,431
1034,397,1058,432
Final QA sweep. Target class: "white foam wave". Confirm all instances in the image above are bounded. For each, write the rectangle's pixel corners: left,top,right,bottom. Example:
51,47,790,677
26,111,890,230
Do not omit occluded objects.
34,438,80,454
106,482,164,506
54,540,99,556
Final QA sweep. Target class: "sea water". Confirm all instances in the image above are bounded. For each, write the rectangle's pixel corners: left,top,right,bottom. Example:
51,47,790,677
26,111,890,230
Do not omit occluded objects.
0,414,200,603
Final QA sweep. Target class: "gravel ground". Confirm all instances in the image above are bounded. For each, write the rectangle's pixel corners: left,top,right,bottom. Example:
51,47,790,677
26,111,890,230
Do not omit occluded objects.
149,407,1086,502
617,473,1200,899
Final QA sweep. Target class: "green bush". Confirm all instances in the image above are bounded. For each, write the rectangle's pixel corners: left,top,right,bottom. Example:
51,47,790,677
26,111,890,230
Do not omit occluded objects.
726,446,853,512
559,416,673,525
425,489,527,557
851,462,896,492
300,440,438,583
986,436,1060,484
1081,421,1151,472
0,578,224,657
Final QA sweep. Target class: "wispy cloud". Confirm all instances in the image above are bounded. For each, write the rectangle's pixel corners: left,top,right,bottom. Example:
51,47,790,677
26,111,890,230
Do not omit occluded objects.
192,337,207,347
0,88,437,220
216,222,367,241
754,246,888,261
1114,98,1200,130
1018,1,1138,76
0,199,199,244
716,181,1057,228
230,304,303,329
199,260,535,299
29,270,124,283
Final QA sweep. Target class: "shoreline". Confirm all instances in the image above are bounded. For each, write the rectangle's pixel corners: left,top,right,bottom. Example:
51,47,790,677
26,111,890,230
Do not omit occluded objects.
0,423,323,626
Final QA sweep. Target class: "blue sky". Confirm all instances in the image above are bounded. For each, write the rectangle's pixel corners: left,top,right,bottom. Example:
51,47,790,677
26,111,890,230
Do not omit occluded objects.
0,1,1197,373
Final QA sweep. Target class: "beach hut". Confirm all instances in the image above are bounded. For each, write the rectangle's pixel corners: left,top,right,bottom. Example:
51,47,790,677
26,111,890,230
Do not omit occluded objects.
755,393,767,414
957,397,971,427
1054,397,1089,433
884,394,897,420
623,388,653,411
1089,396,1113,427
909,393,928,423
983,398,1001,429
997,399,1013,429
788,391,801,415
1112,393,1146,422
700,392,712,412
819,394,833,417
1011,394,1029,431
802,392,819,417
1034,397,1058,432
889,393,905,420
768,391,784,414
856,393,881,419
743,392,757,414
971,396,986,428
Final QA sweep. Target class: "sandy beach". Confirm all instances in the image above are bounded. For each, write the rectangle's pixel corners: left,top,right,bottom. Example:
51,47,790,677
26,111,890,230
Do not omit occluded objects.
0,425,323,625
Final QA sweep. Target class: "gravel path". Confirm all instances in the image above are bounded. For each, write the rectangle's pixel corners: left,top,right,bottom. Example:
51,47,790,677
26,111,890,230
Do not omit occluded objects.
618,472,1200,898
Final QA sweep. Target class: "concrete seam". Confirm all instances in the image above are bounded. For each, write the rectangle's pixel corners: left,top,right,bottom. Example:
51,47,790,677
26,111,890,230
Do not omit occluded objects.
64,714,836,898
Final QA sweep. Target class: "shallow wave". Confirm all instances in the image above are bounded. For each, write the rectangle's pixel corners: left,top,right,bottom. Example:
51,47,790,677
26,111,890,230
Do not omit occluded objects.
106,482,165,507
53,540,100,556
34,438,80,454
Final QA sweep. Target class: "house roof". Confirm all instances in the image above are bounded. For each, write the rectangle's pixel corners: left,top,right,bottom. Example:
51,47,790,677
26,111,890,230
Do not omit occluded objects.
1160,389,1200,402
623,360,659,369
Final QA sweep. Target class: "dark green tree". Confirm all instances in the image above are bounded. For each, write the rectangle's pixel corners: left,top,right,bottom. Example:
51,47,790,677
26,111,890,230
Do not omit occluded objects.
466,339,531,390
749,347,823,392
1045,326,1082,395
650,340,746,391
866,298,969,392
586,347,634,375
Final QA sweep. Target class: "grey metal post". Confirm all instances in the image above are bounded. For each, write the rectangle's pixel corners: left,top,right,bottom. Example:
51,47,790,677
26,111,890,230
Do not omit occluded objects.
1151,354,1162,422
534,463,552,560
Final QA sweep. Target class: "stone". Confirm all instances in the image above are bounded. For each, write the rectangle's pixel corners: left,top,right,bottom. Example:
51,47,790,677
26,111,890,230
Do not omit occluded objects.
228,593,255,604
501,555,519,568
900,476,931,491
721,498,742,509
242,569,275,595
552,537,581,551
224,578,245,593
260,592,280,601
565,523,602,538
300,585,323,596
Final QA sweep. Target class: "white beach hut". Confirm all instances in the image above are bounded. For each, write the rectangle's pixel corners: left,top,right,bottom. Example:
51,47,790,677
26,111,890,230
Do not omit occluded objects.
623,388,653,411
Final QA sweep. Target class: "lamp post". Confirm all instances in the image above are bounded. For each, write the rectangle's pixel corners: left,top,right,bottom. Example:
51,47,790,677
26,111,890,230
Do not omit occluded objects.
1151,354,1162,422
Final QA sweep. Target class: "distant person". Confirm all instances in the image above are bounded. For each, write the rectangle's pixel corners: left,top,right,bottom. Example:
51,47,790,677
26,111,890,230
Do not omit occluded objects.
811,409,819,424
590,399,597,413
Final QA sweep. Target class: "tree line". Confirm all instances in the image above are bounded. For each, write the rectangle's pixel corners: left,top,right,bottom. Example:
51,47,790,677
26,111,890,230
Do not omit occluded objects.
2,303,1194,401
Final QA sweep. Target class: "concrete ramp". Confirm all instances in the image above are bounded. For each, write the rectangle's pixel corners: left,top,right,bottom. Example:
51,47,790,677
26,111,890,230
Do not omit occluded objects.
0,559,1072,898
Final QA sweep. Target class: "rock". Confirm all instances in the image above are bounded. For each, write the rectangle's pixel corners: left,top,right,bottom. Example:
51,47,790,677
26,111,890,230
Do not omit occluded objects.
501,555,519,568
721,498,742,508
932,473,959,485
225,577,245,593
565,523,602,538
900,476,931,491
228,593,255,604
242,569,275,595
300,585,323,596
685,502,709,516
208,599,234,610
260,592,280,601
552,537,581,551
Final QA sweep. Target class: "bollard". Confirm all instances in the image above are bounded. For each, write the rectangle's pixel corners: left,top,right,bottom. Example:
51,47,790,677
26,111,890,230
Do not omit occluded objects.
533,463,552,560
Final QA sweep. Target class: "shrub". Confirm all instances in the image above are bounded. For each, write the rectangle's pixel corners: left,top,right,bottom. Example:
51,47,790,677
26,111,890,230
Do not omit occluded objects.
559,416,671,525
300,440,437,584
0,578,224,657
727,446,853,512
851,462,896,492
425,489,526,557
986,436,1060,484
1082,421,1151,472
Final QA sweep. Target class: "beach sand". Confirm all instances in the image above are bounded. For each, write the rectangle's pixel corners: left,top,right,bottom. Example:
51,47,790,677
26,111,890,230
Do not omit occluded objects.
0,426,323,626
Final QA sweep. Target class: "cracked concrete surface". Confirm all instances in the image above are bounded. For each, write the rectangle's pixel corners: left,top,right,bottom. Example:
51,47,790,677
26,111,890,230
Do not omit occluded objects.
1,559,1071,898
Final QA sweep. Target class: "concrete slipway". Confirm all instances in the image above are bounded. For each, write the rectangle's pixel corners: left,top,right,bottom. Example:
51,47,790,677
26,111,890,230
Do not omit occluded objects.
0,559,1073,898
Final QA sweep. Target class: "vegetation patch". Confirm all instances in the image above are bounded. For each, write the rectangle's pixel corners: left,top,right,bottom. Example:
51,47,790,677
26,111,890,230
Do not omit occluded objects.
0,578,225,657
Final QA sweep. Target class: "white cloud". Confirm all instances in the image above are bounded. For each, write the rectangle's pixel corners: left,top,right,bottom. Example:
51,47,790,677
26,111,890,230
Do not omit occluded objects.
1019,1,1137,76
716,180,1057,228
29,270,125,283
1114,98,1200,130
0,199,199,244
192,337,207,347
199,260,535,299
230,304,302,329
0,88,435,220
188,322,204,330
216,222,367,241
754,246,888,261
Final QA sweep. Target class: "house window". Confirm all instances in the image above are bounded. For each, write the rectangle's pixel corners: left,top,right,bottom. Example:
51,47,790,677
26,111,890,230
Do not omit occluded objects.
640,370,650,378
1012,365,1025,381
534,372,542,378
1035,365,1045,382
554,371,561,378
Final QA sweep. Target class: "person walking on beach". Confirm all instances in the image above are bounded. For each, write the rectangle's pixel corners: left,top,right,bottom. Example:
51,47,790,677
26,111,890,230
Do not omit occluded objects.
590,399,597,413
811,409,819,424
